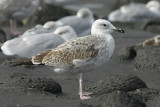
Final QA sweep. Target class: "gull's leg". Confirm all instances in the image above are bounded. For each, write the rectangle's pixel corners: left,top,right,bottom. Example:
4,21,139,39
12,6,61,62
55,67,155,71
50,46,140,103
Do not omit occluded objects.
9,19,21,35
10,19,14,35
79,73,92,100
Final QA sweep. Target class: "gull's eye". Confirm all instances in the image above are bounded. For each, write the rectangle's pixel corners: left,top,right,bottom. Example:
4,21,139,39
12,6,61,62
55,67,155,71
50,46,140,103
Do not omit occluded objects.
59,30,68,35
102,24,107,27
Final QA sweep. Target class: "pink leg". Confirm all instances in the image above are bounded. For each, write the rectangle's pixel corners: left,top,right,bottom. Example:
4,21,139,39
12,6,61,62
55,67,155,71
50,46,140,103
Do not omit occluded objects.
9,19,21,35
10,19,14,34
79,73,92,100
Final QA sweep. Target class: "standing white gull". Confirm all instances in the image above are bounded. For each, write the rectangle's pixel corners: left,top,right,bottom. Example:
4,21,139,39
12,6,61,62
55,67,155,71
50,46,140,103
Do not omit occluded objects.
1,26,77,58
57,8,94,36
32,19,125,100
0,0,39,35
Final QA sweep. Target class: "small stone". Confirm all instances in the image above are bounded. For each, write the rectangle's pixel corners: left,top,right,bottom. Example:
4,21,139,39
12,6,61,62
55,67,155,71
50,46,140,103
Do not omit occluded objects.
103,91,146,107
25,77,62,94
118,46,137,61
85,74,147,94
128,88,160,102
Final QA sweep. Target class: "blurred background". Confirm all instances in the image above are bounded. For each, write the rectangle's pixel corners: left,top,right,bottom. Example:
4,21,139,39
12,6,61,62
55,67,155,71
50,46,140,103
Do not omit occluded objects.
0,0,160,47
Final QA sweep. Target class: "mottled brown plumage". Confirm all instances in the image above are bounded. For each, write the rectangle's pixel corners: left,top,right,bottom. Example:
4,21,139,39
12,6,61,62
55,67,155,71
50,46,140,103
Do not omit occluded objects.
142,38,155,46
32,49,52,64
32,35,100,68
142,35,160,46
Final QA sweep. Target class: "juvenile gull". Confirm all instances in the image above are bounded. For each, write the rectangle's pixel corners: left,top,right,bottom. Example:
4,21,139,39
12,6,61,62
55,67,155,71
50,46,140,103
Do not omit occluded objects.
0,0,39,35
57,8,94,35
108,1,160,22
1,26,77,58
32,19,125,100
142,35,160,47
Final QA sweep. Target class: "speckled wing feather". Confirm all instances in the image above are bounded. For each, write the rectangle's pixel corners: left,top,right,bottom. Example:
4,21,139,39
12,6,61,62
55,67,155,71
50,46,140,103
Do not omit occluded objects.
142,38,154,46
41,35,100,68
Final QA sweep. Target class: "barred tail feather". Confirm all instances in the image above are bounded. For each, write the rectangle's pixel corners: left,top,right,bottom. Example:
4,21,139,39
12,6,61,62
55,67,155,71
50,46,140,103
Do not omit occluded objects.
32,50,52,64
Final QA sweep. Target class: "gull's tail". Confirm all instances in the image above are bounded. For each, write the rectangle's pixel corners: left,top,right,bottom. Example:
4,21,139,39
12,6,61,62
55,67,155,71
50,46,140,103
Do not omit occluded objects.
32,49,52,64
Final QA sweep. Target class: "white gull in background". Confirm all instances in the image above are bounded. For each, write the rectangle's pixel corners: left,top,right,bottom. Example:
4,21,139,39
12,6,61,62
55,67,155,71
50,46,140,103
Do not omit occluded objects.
1,26,77,58
43,21,63,31
57,8,94,36
146,0,160,15
78,28,91,37
23,21,63,36
0,0,39,35
108,0,160,22
32,19,125,100
44,0,78,5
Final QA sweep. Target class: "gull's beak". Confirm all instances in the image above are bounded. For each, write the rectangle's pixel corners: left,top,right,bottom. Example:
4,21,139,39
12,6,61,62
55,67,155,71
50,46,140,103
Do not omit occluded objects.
112,28,125,33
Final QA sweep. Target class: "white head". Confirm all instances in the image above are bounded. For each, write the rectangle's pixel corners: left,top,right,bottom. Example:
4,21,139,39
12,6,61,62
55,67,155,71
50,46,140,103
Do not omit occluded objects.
54,26,77,41
43,21,63,31
154,35,160,43
146,1,160,14
77,8,94,22
91,19,125,36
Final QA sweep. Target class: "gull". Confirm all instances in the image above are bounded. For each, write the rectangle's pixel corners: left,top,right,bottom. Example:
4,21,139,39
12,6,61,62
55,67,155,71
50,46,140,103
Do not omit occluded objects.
23,21,63,36
146,0,160,15
32,19,125,100
1,26,77,58
43,21,63,31
108,1,160,22
57,8,94,36
0,0,39,35
44,0,78,4
142,35,160,47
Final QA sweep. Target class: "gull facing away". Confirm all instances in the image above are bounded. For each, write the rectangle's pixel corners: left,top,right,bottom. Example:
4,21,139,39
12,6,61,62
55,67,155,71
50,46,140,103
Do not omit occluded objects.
1,26,77,58
57,8,94,36
32,19,125,100
0,0,39,35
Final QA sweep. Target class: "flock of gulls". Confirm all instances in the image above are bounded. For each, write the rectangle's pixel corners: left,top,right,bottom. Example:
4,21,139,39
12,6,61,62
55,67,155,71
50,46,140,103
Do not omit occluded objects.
109,0,160,22
0,0,160,100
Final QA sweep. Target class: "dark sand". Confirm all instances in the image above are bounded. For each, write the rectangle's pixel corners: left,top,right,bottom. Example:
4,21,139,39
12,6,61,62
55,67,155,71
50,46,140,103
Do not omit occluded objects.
0,0,160,107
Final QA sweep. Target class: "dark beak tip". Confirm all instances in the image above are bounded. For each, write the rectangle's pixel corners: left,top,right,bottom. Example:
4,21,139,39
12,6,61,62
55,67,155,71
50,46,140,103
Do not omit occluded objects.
113,28,125,33
119,29,125,33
